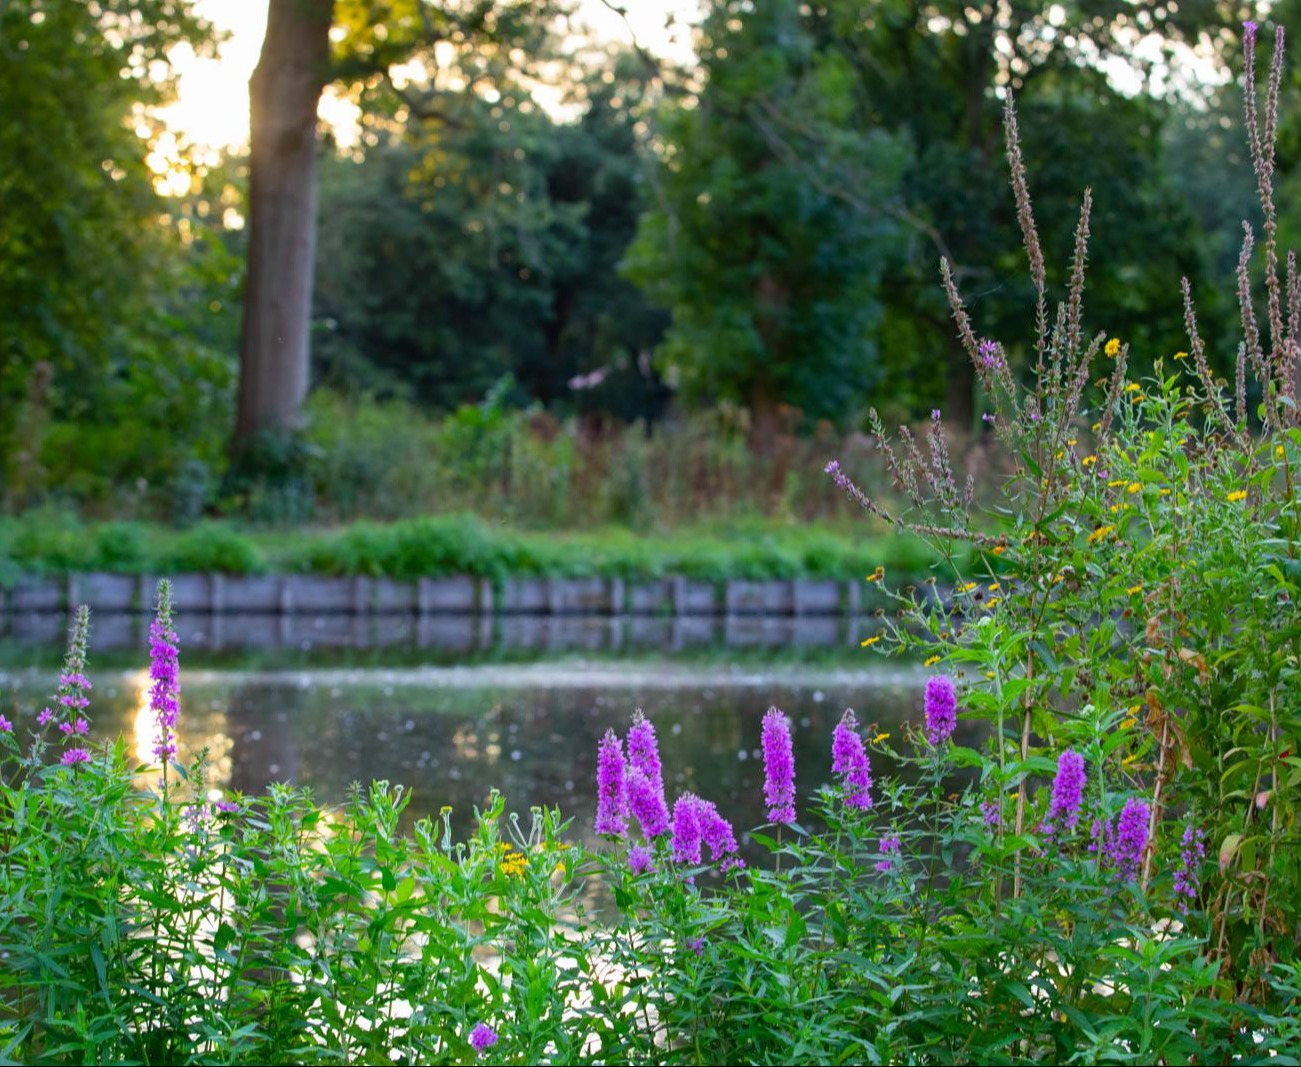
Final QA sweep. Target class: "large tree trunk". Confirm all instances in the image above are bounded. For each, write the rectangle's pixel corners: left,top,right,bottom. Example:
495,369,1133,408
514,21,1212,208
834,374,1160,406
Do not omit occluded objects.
234,0,334,450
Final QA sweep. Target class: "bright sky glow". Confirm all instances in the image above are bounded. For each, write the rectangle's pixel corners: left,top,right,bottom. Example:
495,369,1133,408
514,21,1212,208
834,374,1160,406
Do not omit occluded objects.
158,0,701,151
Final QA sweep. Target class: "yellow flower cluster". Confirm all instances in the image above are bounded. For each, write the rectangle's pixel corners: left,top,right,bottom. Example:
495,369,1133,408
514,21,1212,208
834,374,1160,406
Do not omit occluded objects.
1087,524,1115,543
924,655,941,667
499,846,528,878
1227,490,1248,503
1105,338,1121,357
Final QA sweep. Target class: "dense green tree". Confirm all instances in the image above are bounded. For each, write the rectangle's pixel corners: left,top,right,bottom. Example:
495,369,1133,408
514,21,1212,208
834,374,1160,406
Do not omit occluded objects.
624,0,908,439
632,0,1239,428
0,0,219,498
312,58,668,420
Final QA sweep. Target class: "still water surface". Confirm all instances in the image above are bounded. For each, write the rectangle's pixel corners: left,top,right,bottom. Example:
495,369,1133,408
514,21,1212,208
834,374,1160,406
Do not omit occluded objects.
0,620,975,850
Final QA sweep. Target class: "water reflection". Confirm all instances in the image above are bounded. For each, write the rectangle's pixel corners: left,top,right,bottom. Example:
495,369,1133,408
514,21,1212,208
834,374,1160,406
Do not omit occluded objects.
0,665,980,857
0,611,877,661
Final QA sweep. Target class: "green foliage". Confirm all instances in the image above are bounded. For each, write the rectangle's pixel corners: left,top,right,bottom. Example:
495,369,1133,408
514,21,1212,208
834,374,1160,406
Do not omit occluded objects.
313,57,667,419
626,0,907,426
0,0,234,498
837,27,1301,994
1,620,1294,1064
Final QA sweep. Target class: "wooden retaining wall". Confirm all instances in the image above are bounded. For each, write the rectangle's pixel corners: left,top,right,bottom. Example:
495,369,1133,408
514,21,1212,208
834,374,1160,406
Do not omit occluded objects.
0,573,888,618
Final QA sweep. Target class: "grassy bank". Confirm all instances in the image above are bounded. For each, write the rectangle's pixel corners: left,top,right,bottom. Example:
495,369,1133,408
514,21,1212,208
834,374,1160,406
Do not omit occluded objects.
0,511,948,585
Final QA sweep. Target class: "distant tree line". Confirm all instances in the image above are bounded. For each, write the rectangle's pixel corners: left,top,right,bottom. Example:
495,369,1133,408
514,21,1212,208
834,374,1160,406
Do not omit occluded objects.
0,0,1291,511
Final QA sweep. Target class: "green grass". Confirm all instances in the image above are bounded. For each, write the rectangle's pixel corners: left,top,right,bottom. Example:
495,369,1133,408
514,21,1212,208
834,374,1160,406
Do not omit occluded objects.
0,509,954,585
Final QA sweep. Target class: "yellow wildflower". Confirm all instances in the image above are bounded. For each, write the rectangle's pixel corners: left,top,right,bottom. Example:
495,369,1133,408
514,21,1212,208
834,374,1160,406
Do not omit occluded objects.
1067,437,1078,446
1122,753,1141,767
987,582,1000,591
1227,490,1248,503
867,566,884,582
1109,503,1121,513
1087,525,1115,543
959,581,979,593
986,597,1000,608
1159,488,1171,496
992,545,1006,556
872,732,891,744
1126,584,1143,595
1092,421,1102,432
1105,337,1121,357
1127,482,1142,494
1107,479,1127,488
985,671,996,679
1125,383,1142,393
861,635,881,648
924,655,941,667
1277,445,1286,461
1173,350,1189,360
1082,454,1097,466
499,850,528,877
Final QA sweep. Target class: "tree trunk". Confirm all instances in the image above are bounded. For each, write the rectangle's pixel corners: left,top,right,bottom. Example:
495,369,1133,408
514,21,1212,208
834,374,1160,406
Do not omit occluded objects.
234,0,334,450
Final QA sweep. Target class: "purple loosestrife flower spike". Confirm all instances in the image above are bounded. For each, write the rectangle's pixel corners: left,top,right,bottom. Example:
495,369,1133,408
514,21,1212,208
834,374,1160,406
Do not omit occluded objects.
469,1023,497,1052
61,747,90,766
981,798,1001,830
696,798,744,871
761,707,796,825
831,709,873,809
0,714,11,733
52,606,92,728
37,708,52,727
594,729,628,837
626,712,670,836
671,793,703,865
628,767,670,838
875,833,902,872
1046,749,1086,834
1172,824,1206,908
149,580,181,764
924,675,957,746
628,843,654,875
687,936,705,956
1104,797,1151,880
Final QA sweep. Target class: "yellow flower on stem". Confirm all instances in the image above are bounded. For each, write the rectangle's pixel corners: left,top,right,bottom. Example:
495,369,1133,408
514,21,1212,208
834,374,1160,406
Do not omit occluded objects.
861,635,881,648
1087,525,1115,544
1227,490,1248,503
867,566,885,582
1082,454,1097,466
1126,584,1143,596
1127,482,1142,494
1174,350,1189,360
992,545,1006,556
924,655,941,667
1105,337,1121,357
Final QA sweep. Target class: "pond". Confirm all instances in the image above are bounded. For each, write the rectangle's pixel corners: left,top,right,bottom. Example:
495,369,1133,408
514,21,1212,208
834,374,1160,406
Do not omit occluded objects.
0,617,978,855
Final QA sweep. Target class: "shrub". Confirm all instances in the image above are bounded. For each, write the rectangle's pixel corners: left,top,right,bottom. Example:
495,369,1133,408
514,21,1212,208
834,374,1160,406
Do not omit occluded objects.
827,19,1301,1001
